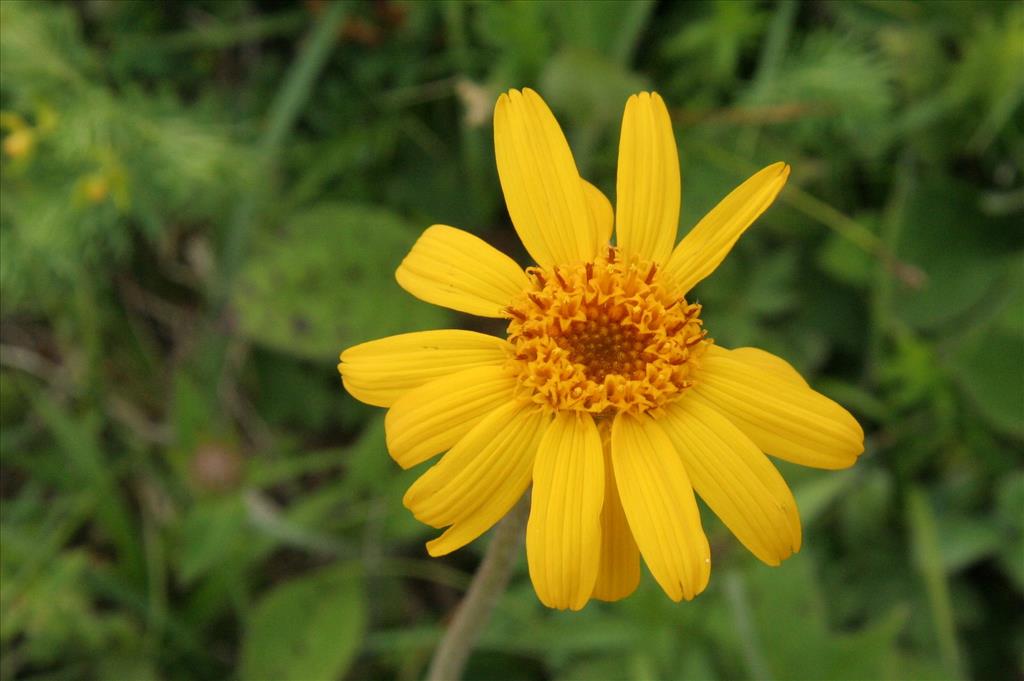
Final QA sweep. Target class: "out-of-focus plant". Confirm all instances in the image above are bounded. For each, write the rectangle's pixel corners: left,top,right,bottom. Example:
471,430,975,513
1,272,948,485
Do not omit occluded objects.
0,1,252,312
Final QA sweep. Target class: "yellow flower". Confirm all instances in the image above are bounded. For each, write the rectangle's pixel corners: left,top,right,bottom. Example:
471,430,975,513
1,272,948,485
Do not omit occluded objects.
338,89,863,610
2,127,35,160
79,173,110,204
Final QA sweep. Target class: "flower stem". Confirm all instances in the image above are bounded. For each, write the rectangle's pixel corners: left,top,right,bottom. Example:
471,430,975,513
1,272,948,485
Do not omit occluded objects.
426,496,530,681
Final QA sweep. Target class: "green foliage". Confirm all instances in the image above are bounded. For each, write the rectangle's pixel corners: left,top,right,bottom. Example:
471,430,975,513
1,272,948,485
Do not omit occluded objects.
240,563,366,681
235,203,449,359
1,1,1022,680
0,1,252,312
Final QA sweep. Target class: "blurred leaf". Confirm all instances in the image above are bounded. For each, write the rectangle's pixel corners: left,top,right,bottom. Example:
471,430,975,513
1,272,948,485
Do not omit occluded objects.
240,563,366,681
540,49,648,128
661,2,767,88
936,516,1001,574
949,328,1024,440
177,497,248,586
172,371,218,455
839,467,893,547
995,473,1024,592
818,231,874,287
246,448,344,489
474,0,554,84
741,31,895,156
711,555,912,681
550,0,655,66
96,655,160,681
745,249,798,316
792,469,858,525
234,203,449,359
891,177,1020,332
31,398,143,583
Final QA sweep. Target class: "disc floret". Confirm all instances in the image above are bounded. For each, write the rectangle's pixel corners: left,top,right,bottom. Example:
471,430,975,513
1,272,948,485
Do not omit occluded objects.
506,247,710,415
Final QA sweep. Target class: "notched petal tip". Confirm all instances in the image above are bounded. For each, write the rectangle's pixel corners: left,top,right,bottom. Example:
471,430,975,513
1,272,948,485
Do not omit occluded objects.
771,161,791,185
616,89,681,265
611,413,711,602
494,85,597,267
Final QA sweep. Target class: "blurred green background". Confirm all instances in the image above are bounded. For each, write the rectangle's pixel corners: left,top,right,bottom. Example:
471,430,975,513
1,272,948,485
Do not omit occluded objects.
1,1,1022,679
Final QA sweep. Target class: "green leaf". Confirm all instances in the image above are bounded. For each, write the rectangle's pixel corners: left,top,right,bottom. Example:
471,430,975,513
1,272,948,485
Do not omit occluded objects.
550,1,655,66
818,231,874,287
240,563,366,681
937,516,1001,574
949,328,1024,439
891,177,1021,333
539,49,648,128
177,498,248,585
715,556,911,681
995,473,1024,591
792,469,858,525
234,203,449,360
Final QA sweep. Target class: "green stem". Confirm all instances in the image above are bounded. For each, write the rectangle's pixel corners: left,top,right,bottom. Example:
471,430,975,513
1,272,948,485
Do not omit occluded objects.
199,2,349,391
443,1,488,225
907,487,965,679
426,497,530,681
724,571,773,681
865,152,914,383
737,0,797,156
214,0,350,313
694,141,925,288
144,11,308,53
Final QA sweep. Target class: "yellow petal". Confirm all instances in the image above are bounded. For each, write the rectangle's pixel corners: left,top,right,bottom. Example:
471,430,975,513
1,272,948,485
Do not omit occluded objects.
610,413,710,601
400,400,550,556
693,348,864,469
591,426,640,602
717,345,808,387
339,330,510,407
582,179,613,249
663,162,790,295
395,225,530,317
385,366,517,469
527,412,604,611
662,395,801,566
615,92,680,265
494,88,597,267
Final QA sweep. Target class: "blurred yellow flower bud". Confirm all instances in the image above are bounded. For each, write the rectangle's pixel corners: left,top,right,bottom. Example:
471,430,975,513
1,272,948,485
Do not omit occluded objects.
81,173,110,203
3,128,35,159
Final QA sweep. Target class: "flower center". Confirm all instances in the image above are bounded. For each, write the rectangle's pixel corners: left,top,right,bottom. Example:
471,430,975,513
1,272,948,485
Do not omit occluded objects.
505,247,711,415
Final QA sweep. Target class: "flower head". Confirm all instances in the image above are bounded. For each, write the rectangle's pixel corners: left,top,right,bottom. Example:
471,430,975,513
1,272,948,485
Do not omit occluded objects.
339,89,863,609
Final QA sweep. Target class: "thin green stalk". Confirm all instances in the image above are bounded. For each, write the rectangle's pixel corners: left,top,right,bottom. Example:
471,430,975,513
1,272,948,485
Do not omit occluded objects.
724,571,773,681
609,0,656,66
214,1,350,313
443,1,488,224
906,487,965,680
142,500,169,650
153,11,308,53
865,152,914,383
695,141,925,288
738,0,797,156
426,497,530,681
